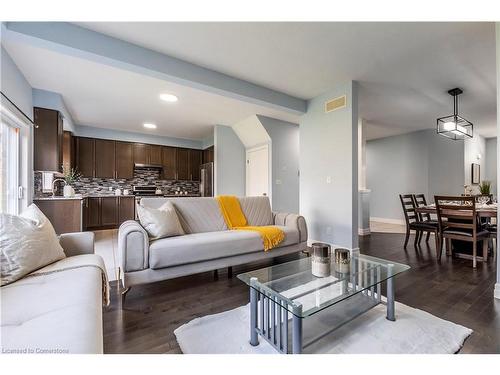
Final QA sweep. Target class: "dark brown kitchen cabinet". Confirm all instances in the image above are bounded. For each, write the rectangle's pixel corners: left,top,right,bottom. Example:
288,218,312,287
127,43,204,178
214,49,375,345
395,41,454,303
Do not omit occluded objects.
101,197,118,227
86,197,101,228
34,107,63,172
203,146,214,164
115,141,134,179
62,131,75,171
76,137,95,177
118,196,135,224
176,148,190,180
133,143,149,165
189,149,202,181
162,146,177,180
35,199,83,234
150,145,162,165
95,139,116,178
84,196,134,230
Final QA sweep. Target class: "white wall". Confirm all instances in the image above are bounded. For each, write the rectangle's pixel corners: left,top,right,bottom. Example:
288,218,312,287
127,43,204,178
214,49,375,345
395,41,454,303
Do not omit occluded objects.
214,124,245,196
300,81,358,249
258,115,300,213
485,137,497,195
1,46,33,119
367,129,464,221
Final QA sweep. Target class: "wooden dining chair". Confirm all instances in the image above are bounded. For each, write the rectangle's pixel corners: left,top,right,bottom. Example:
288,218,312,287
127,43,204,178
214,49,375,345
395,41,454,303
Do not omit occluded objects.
399,194,440,253
413,193,439,244
434,196,490,268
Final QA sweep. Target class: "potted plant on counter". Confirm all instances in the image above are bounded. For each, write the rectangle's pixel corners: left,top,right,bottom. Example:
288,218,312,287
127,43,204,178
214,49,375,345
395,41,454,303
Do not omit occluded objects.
62,165,81,198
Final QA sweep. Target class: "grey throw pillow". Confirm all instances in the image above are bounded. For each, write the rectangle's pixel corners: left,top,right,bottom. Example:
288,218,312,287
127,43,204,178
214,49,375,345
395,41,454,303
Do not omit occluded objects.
137,201,185,240
1,204,66,286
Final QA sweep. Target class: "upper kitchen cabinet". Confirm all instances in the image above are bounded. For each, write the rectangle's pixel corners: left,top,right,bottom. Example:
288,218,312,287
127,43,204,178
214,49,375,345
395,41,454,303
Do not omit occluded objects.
115,141,134,179
76,137,95,177
95,139,116,178
133,143,149,165
189,149,202,181
150,145,162,165
176,148,190,180
162,146,177,180
62,131,75,171
203,146,214,164
34,107,63,172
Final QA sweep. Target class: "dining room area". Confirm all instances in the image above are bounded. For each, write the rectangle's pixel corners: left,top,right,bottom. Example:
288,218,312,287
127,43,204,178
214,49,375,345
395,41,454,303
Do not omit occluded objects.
365,126,497,269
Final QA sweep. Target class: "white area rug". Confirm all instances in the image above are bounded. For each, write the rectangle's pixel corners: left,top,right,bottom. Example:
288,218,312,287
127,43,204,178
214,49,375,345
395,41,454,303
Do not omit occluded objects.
174,301,472,354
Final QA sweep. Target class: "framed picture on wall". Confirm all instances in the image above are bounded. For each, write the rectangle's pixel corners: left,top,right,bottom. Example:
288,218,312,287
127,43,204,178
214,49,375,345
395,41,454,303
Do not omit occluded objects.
471,163,480,184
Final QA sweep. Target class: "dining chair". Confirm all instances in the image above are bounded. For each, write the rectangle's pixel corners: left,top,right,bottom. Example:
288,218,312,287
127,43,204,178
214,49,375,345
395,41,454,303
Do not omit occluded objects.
399,194,440,254
434,196,490,268
413,193,439,244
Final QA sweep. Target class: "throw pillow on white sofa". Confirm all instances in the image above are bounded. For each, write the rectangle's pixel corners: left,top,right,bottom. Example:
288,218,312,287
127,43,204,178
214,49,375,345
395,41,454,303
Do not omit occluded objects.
137,201,185,240
0,204,66,286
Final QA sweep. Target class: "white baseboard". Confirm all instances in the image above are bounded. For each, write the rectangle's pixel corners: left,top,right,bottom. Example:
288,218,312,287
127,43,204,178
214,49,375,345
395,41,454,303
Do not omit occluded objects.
495,283,500,300
358,228,371,236
370,217,405,225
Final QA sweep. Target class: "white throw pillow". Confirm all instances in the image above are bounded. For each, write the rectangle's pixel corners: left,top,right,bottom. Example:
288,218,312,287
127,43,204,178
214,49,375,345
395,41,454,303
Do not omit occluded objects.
0,204,66,286
137,201,185,239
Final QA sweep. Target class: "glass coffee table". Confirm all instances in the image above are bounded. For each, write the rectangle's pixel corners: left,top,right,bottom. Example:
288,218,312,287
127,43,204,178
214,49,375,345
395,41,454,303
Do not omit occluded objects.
237,254,410,354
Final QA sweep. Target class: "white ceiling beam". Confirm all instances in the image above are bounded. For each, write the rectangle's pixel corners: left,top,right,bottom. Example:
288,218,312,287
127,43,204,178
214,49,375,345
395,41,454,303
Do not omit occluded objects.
3,22,306,115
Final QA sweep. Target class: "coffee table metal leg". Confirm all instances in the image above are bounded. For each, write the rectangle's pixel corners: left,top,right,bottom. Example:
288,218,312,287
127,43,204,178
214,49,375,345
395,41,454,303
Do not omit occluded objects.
386,264,395,321
292,315,303,354
250,286,259,346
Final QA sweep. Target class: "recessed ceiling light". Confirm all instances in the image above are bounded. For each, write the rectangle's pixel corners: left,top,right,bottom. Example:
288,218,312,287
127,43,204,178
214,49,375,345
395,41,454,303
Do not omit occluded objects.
143,123,157,129
159,93,178,103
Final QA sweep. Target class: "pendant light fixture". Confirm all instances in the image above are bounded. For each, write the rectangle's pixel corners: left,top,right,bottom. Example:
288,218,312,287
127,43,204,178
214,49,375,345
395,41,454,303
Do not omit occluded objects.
436,88,473,140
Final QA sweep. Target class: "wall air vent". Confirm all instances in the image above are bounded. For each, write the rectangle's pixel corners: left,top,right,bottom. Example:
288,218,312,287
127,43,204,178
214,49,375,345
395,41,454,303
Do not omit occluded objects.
325,95,347,113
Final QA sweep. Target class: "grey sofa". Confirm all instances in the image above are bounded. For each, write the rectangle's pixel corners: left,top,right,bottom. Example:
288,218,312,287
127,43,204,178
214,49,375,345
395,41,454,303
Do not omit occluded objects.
0,232,105,354
118,196,307,296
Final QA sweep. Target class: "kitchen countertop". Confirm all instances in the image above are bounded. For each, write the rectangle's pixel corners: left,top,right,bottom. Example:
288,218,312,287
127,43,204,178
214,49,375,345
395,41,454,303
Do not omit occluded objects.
33,194,201,201
33,194,136,201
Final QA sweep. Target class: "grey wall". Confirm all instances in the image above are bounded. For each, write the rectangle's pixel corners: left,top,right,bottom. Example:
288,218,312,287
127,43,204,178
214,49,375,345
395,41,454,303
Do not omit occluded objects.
258,115,300,213
367,129,464,221
464,134,486,191
300,81,358,249
1,46,33,119
214,124,245,196
485,137,497,195
32,88,76,132
74,124,202,149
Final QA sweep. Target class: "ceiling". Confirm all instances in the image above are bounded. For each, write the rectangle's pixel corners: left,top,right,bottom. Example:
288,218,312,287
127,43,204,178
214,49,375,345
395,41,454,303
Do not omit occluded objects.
4,22,497,140
2,41,301,139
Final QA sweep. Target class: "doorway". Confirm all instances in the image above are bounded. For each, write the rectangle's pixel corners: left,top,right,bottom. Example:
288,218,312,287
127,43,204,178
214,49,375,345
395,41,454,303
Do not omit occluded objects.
246,144,269,197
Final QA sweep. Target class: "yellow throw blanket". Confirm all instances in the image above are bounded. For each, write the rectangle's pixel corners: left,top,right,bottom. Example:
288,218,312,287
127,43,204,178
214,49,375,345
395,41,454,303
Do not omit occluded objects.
216,195,284,251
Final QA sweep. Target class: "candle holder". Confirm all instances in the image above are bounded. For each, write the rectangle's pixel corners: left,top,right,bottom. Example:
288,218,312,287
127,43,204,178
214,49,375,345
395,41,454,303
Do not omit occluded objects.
334,248,351,273
311,242,331,277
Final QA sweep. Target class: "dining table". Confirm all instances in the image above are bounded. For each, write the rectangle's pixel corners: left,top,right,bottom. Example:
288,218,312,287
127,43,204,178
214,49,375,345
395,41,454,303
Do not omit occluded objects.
415,202,498,218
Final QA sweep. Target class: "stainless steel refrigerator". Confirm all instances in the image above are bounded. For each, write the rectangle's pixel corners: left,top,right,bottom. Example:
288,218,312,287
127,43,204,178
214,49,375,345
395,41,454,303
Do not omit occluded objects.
199,162,214,197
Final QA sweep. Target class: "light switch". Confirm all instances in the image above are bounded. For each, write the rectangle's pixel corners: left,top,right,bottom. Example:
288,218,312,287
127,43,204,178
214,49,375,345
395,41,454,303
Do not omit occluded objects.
276,179,282,185
326,176,332,184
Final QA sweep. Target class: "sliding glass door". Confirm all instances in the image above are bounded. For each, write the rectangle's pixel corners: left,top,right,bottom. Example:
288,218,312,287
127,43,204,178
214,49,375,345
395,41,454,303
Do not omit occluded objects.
0,95,33,215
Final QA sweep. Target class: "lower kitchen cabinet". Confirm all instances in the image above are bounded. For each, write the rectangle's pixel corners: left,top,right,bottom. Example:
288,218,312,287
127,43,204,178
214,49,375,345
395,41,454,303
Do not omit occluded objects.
118,196,136,224
35,199,83,234
84,196,135,230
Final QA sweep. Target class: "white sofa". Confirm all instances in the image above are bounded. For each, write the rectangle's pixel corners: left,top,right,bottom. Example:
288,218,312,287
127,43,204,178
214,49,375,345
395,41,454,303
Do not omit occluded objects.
0,232,105,354
118,196,307,296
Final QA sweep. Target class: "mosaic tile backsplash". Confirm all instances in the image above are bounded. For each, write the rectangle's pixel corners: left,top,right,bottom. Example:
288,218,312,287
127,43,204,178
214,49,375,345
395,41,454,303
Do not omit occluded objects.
34,168,200,197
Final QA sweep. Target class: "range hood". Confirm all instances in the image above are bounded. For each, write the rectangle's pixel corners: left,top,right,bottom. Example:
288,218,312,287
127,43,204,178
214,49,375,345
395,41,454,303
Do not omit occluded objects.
134,163,163,169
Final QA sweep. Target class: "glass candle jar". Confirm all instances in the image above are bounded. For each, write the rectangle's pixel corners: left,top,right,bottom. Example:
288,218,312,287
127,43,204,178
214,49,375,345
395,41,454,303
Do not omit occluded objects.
311,242,331,277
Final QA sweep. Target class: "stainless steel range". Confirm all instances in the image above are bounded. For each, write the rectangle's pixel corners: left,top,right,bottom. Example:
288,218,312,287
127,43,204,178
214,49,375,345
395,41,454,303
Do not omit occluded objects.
132,185,162,197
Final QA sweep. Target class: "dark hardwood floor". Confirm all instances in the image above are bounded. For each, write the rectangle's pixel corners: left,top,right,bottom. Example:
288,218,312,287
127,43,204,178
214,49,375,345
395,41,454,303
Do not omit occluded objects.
103,232,499,354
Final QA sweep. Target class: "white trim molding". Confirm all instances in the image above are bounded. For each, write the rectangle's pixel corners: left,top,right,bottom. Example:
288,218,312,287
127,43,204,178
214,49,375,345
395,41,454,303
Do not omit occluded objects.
358,228,371,236
495,283,500,300
370,217,405,225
